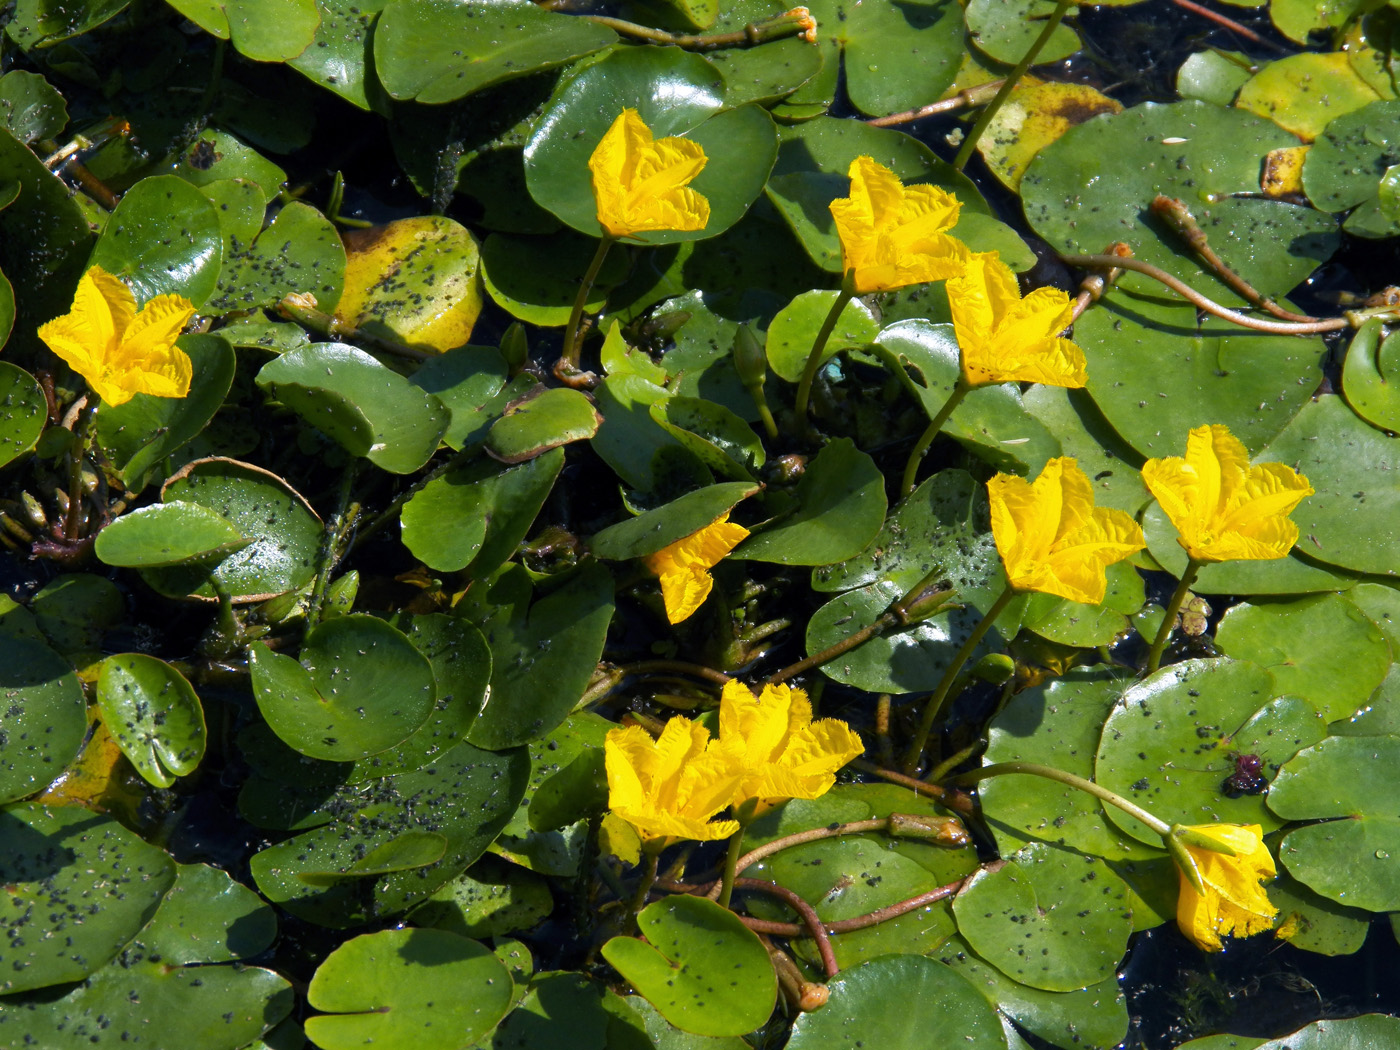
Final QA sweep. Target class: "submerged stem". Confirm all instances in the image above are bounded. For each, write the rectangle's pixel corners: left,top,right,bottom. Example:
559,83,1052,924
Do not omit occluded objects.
1144,557,1203,674
558,235,615,384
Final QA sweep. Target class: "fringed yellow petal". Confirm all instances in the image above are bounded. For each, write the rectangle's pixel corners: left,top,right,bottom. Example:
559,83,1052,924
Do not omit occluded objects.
604,719,742,844
589,109,711,239
1171,823,1277,952
716,679,863,808
988,457,1145,605
645,514,749,624
829,156,967,294
36,265,194,407
1142,425,1313,563
948,252,1086,389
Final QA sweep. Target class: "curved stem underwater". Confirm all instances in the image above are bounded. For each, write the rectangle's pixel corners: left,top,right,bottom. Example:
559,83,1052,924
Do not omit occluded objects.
1144,557,1203,674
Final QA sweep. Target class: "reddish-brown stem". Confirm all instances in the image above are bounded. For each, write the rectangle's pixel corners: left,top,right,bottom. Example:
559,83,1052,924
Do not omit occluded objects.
731,878,839,978
865,81,1005,127
851,759,978,817
1170,0,1285,51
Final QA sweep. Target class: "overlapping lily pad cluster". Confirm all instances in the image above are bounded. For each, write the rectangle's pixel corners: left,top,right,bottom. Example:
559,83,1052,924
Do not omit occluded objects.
4,0,1400,1048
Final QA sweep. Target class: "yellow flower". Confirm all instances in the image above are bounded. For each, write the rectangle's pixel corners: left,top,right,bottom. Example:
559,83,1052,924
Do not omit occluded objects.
588,109,711,240
716,680,863,808
988,457,1146,605
37,266,195,407
1141,424,1314,563
645,513,750,624
829,156,968,294
1170,823,1278,952
947,251,1087,388
605,719,741,843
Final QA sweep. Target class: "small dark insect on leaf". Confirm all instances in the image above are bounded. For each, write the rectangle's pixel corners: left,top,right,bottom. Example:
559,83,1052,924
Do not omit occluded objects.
1221,752,1267,798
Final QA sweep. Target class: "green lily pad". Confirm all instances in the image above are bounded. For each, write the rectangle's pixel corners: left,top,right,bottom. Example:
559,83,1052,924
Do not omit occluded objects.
765,289,878,382
463,562,614,750
1142,501,1357,596
1022,100,1338,304
1269,870,1372,957
954,842,1134,992
134,861,278,964
167,129,288,203
705,0,822,107
524,46,777,243
602,895,775,1037
528,748,607,833
625,996,751,1050
409,345,509,451
0,802,176,993
0,634,86,805
145,458,322,602
935,934,1130,1050
479,230,629,326
1095,658,1326,845
250,737,529,925
982,665,1160,861
489,972,646,1050
592,372,698,493
4,0,130,48
591,481,758,560
165,0,320,62
206,200,345,315
1256,394,1400,577
785,955,1005,1050
778,0,965,118
485,386,601,463
95,333,237,491
1303,99,1400,226
1177,49,1254,106
89,174,222,308
0,361,46,469
1343,316,1400,432
402,450,564,575
413,855,553,939
297,830,449,884
30,573,124,654
96,652,206,788
966,0,1081,65
650,395,765,481
0,956,292,1048
733,438,885,565
1073,288,1325,459
257,342,449,474
872,320,1063,475
250,613,435,762
977,80,1124,193
95,501,251,569
374,0,614,104
1020,559,1145,648
336,216,483,352
1270,734,1400,910
287,0,390,112
0,70,67,143
1215,595,1390,721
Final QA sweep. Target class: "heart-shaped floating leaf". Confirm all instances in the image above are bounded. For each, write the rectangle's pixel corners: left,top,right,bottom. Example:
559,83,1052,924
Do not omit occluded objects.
1303,99,1400,238
257,342,449,474
0,802,176,993
785,955,1005,1050
143,458,322,602
250,738,529,926
1023,100,1338,304
734,438,885,566
165,0,320,62
29,573,124,655
335,216,483,352
650,396,765,481
134,861,278,965
966,0,1080,65
1096,658,1325,845
765,289,878,382
402,449,564,576
1236,52,1380,143
1343,317,1400,432
95,501,251,569
413,856,553,941
524,46,777,244
0,360,45,469
297,830,449,885
409,345,509,451
1215,594,1391,722
89,174,222,307
251,614,435,762
0,634,87,805
287,0,390,112
976,79,1123,192
96,653,207,788
4,0,131,50
704,0,821,108
602,895,775,1037
95,333,237,491
167,129,287,204
953,842,1134,992
307,929,514,1050
591,481,759,560
1270,735,1400,911
464,562,614,750
205,200,345,315
485,386,601,463
0,70,68,145
374,0,614,104
480,230,631,326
